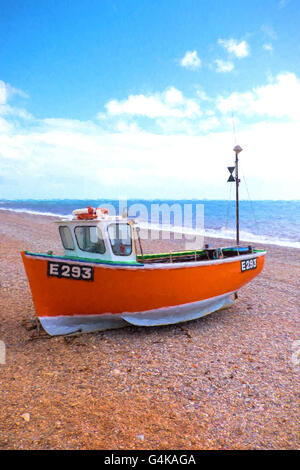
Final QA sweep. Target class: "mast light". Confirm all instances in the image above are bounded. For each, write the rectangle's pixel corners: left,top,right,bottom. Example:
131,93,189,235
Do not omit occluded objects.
233,145,243,154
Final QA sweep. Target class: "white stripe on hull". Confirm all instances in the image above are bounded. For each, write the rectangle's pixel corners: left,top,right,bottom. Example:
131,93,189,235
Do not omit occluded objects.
39,291,237,336
25,250,266,270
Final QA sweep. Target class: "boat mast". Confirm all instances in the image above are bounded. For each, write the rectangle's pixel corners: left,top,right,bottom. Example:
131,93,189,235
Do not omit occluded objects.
227,145,243,246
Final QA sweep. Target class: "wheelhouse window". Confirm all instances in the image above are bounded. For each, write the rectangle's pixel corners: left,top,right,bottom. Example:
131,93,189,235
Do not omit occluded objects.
59,226,75,250
108,223,132,256
75,226,106,254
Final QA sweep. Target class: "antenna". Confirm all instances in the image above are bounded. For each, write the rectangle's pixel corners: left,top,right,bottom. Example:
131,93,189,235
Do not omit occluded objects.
231,112,237,145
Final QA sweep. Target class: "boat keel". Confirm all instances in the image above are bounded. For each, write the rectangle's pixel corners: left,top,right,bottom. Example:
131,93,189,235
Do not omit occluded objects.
38,291,237,336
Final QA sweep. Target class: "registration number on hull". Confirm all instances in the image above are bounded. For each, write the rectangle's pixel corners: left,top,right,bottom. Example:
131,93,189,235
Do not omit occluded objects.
241,257,257,272
47,261,94,281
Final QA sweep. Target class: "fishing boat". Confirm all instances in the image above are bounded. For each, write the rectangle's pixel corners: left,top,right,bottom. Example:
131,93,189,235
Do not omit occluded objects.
21,146,266,335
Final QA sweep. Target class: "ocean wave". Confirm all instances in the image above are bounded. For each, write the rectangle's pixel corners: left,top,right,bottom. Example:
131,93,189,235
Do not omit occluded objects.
0,207,68,218
138,221,300,249
206,227,300,249
1,206,299,249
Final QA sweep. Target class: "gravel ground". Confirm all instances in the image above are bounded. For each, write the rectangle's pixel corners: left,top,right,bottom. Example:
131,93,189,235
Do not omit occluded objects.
0,210,299,449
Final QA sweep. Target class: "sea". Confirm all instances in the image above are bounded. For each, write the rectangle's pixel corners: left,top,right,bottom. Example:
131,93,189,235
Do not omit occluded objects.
0,199,299,249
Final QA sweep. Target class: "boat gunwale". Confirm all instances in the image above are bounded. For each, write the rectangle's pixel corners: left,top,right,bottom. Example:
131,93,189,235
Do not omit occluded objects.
23,249,266,270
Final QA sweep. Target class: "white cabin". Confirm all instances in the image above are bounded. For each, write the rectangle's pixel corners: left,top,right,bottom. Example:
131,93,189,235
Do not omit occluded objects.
55,207,137,263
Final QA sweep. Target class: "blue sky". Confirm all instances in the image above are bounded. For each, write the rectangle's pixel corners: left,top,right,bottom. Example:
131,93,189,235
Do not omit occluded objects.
0,0,300,199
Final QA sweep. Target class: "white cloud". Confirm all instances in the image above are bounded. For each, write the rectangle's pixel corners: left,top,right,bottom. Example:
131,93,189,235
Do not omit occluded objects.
0,103,32,120
0,80,30,123
1,118,299,200
41,118,99,133
195,88,211,101
114,120,141,134
0,80,28,105
198,116,220,132
1,76,300,200
180,50,201,70
218,38,250,58
0,81,8,105
104,87,202,119
164,87,183,105
0,117,13,133
215,59,234,73
263,43,273,53
105,94,174,118
217,73,300,120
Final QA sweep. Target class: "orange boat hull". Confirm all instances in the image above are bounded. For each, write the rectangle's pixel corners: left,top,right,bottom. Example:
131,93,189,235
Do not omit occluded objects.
21,251,265,335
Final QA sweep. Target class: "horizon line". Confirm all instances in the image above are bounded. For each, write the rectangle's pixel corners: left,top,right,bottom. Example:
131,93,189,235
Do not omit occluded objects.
0,198,299,202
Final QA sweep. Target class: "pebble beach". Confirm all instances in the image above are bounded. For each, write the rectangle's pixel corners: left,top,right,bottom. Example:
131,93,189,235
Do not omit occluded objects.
0,209,299,450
